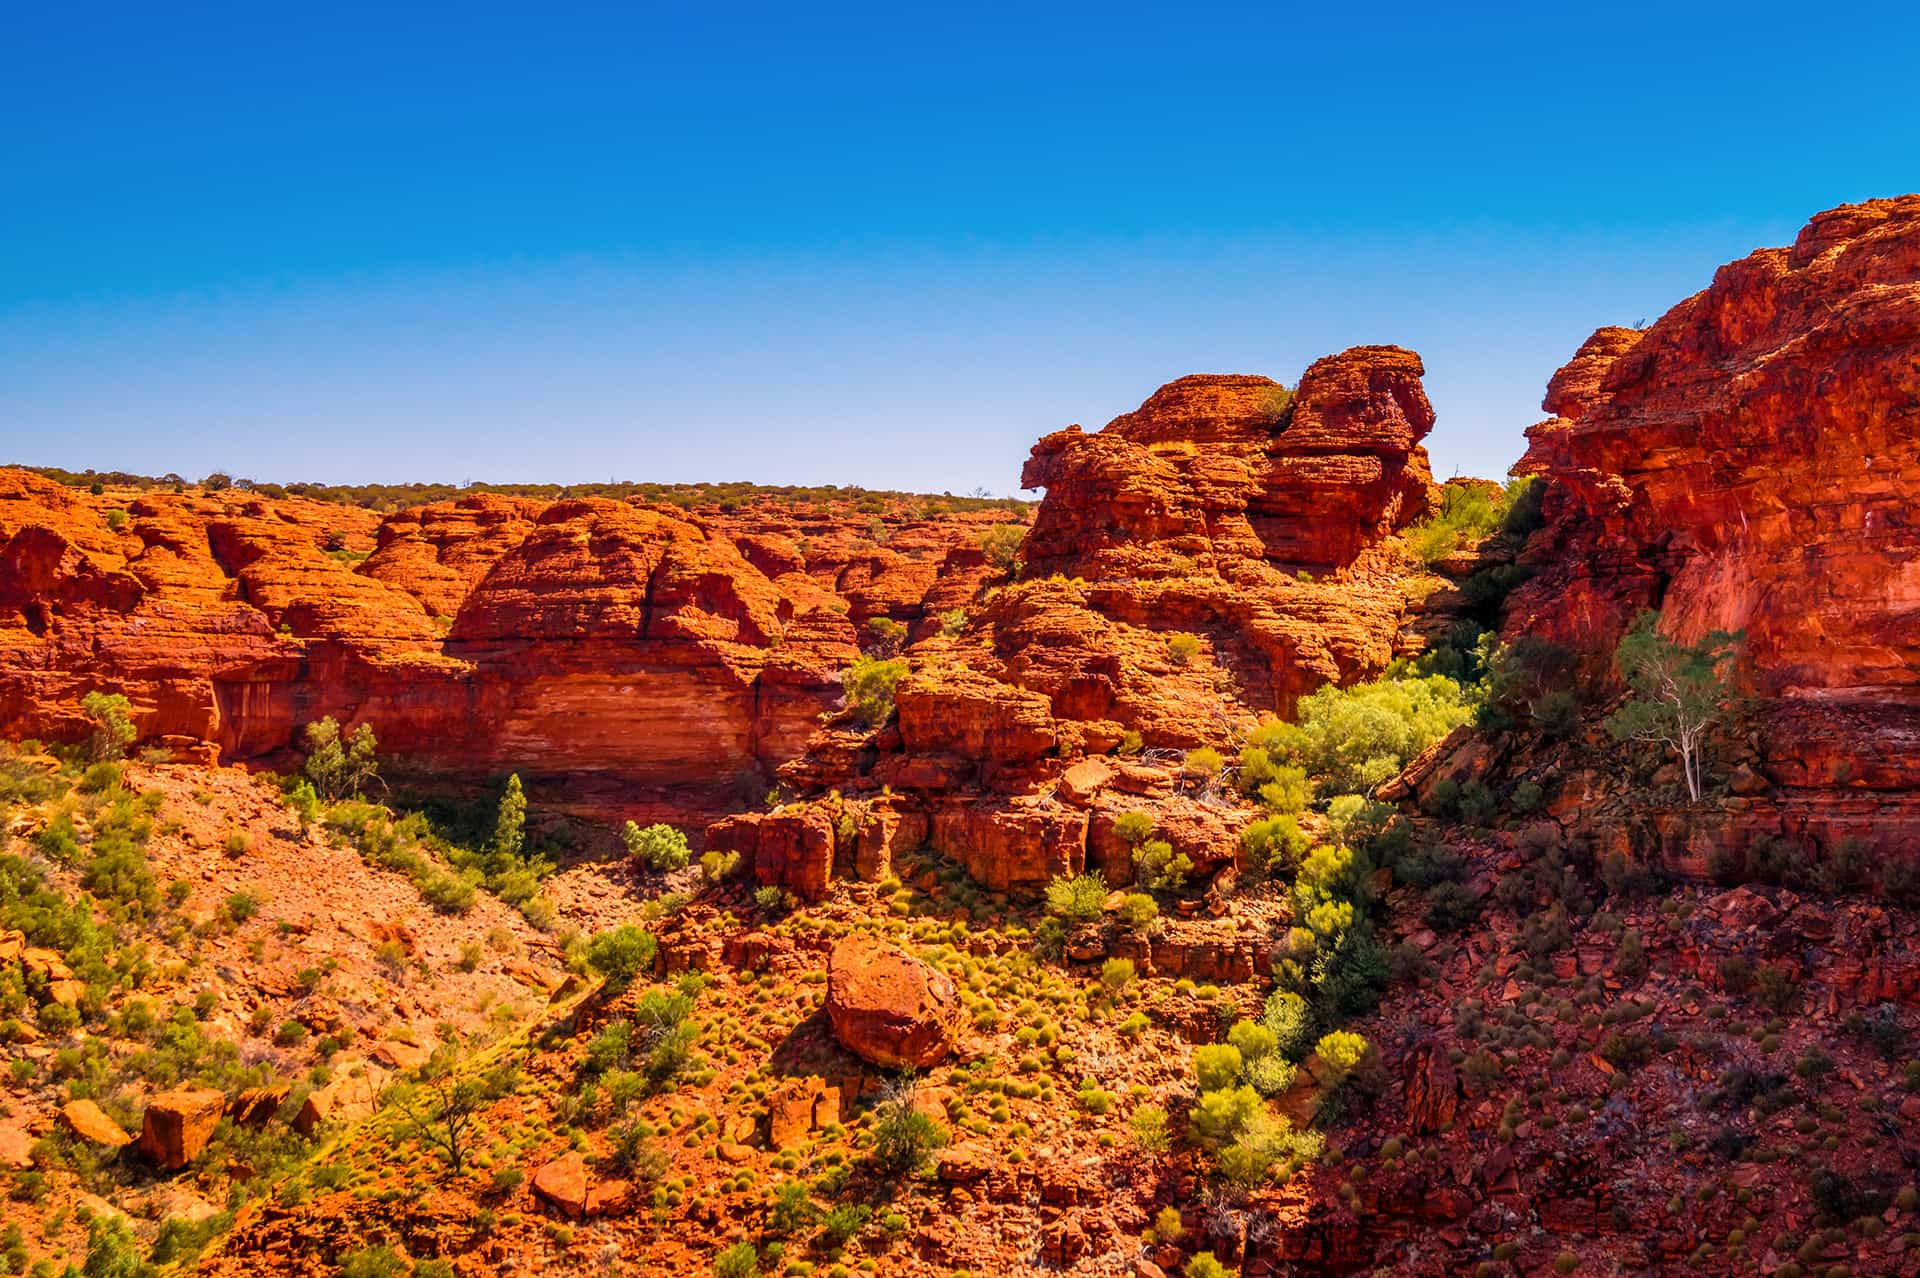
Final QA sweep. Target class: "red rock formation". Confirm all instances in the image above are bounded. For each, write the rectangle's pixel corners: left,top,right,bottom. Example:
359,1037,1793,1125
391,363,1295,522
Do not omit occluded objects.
0,473,995,828
137,1087,226,1170
823,936,961,1068
1,346,1456,873
1508,194,1920,848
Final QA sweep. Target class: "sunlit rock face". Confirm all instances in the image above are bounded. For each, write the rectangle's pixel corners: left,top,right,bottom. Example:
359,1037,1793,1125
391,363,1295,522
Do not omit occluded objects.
1508,195,1920,844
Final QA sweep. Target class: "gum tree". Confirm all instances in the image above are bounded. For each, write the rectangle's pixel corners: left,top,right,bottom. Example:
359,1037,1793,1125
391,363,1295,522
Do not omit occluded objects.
1605,610,1742,803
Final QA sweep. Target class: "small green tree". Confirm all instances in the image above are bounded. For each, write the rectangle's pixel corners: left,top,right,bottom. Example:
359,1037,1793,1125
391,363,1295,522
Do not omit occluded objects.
492,774,526,863
386,1047,514,1178
1043,871,1107,924
978,522,1025,571
80,691,137,761
1605,611,1742,803
302,717,380,799
622,821,691,871
586,925,659,988
843,656,908,727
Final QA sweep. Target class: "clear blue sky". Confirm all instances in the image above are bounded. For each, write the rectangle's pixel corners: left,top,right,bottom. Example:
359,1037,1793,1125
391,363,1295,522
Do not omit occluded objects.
5,3,1918,495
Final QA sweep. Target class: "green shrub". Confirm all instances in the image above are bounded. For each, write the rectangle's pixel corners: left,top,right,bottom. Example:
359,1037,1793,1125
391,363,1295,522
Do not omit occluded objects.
622,822,691,871
713,1241,760,1277
769,1179,816,1236
1236,743,1308,813
1133,839,1192,893
1289,675,1474,796
1241,814,1309,872
78,1216,152,1278
1129,1104,1170,1153
1099,958,1135,992
283,779,321,826
865,616,908,655
1167,634,1201,666
81,691,137,761
1182,747,1224,780
1044,872,1106,924
817,1203,870,1246
586,926,659,988
1311,1031,1370,1087
1117,892,1158,931
1187,1083,1260,1150
78,761,124,794
1260,991,1316,1061
420,872,477,914
937,608,968,638
843,657,908,727
337,1245,408,1278
1227,1020,1276,1062
1404,477,1537,564
978,522,1025,571
1193,1044,1244,1092
1243,1052,1296,1097
1112,811,1154,845
868,1088,947,1174
700,849,742,883
1185,1254,1232,1278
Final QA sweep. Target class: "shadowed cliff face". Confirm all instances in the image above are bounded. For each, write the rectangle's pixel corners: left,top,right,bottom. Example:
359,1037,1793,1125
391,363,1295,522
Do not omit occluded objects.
1508,194,1920,844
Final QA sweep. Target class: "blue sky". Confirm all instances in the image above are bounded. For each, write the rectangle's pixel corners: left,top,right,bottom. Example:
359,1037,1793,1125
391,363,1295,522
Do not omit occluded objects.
5,3,1918,494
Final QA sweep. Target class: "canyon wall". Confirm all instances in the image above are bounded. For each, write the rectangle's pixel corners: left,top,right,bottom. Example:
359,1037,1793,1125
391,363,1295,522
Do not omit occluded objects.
1507,194,1920,847
0,471,1002,823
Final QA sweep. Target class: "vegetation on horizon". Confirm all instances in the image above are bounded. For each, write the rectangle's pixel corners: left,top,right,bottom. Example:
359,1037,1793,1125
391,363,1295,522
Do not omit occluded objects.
22,465,1034,517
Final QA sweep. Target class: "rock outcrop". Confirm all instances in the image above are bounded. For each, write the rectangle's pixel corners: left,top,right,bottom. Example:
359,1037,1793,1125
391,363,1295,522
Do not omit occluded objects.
823,937,961,1068
699,348,1470,897
1508,194,1920,849
1015,350,1439,718
0,473,1009,828
59,1099,131,1148
137,1088,226,1170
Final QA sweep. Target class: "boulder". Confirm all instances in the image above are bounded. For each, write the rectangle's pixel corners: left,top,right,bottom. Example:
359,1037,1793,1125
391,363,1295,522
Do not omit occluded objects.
531,1151,590,1219
531,1150,628,1219
767,1076,841,1149
137,1088,226,1170
60,1099,131,1148
228,1085,290,1127
824,937,961,1068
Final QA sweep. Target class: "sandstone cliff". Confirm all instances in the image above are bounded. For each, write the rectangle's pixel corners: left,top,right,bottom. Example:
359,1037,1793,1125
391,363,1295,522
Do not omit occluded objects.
0,471,1012,825
721,346,1462,893
1507,194,1920,848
